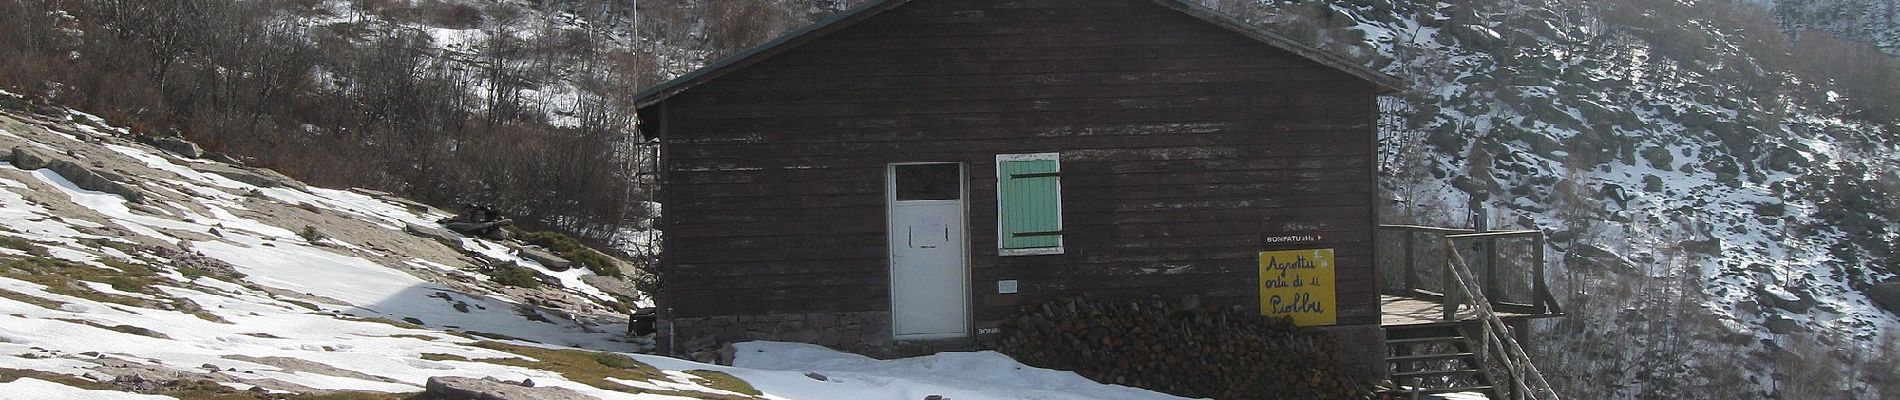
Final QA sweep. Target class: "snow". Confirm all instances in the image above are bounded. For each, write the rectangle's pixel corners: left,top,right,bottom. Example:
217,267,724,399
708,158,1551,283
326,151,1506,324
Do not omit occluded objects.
0,378,179,400
714,342,1187,400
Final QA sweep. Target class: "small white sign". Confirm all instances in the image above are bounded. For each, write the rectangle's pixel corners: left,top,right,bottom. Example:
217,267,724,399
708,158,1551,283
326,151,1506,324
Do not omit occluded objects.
997,280,1019,294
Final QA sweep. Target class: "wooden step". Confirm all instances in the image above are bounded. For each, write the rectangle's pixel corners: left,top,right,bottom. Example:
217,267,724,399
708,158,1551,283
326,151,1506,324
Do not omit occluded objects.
1387,352,1475,362
1415,385,1495,395
1391,369,1483,380
1386,336,1465,345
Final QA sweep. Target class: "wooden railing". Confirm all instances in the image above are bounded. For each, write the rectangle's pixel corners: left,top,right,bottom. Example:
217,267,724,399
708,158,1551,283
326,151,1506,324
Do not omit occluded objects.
1442,235,1561,400
1379,225,1562,318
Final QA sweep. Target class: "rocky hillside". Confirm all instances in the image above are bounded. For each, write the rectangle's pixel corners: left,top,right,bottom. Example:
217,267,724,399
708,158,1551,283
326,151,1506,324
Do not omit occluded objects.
1254,0,1900,398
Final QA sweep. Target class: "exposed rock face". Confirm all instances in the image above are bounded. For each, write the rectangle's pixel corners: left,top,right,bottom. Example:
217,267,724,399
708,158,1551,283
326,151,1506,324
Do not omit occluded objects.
13,146,145,203
1765,315,1805,335
155,137,202,159
189,163,306,190
405,222,466,246
1870,282,1900,315
11,146,52,169
423,376,597,400
518,246,572,271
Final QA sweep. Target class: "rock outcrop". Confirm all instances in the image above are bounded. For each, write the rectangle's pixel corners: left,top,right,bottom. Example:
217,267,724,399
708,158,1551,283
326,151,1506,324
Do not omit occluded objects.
405,222,466,246
189,163,306,190
155,137,202,159
12,146,145,203
1870,282,1900,315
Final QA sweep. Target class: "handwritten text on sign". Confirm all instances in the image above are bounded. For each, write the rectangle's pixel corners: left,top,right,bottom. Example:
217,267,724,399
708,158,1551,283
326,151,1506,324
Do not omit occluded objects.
1258,249,1337,326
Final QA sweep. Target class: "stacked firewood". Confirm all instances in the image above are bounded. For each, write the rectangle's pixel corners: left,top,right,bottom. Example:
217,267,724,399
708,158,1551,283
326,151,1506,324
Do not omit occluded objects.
995,296,1371,400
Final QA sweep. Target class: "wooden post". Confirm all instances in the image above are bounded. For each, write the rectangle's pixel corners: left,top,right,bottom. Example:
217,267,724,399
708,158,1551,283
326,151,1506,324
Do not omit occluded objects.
1403,231,1418,292
1533,233,1548,314
1486,236,1500,304
1443,238,1458,321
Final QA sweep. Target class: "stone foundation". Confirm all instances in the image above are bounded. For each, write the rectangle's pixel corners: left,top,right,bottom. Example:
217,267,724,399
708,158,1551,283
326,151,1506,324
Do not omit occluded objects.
1316,324,1386,379
661,311,899,360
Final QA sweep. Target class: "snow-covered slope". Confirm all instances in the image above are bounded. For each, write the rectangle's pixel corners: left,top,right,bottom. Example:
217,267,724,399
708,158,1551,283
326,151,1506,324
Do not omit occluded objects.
0,105,1185,399
1772,0,1900,54
1301,0,1900,397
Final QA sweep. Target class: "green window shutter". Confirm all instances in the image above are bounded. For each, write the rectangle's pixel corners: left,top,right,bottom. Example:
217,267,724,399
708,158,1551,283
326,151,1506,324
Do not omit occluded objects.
997,153,1063,255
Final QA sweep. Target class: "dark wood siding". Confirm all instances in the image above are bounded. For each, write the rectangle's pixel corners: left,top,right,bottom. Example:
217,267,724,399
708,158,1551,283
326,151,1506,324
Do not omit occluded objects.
659,0,1380,327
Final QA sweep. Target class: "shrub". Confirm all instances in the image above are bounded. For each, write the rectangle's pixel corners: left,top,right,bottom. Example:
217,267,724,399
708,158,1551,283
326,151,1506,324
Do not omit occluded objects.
516,230,621,277
484,262,541,289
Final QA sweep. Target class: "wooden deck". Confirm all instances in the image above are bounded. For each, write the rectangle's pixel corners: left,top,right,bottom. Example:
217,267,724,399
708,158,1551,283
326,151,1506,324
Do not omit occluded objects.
1381,295,1534,326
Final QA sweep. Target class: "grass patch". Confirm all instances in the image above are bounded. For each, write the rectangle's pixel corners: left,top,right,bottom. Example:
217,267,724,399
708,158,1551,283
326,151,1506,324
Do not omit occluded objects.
466,341,664,392
514,230,622,277
461,330,524,341
300,225,325,242
337,315,425,330
686,370,764,396
3,257,161,308
0,288,66,310
3,256,227,323
1,367,420,400
175,264,245,283
78,238,141,255
0,236,47,256
482,262,541,289
459,341,762,399
418,353,469,362
277,298,323,311
388,334,439,341
0,367,118,389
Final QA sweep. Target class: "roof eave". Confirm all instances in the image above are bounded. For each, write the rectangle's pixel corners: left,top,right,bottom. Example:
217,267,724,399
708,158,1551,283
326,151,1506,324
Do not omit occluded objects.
633,0,1410,110
1147,0,1408,94
632,0,915,110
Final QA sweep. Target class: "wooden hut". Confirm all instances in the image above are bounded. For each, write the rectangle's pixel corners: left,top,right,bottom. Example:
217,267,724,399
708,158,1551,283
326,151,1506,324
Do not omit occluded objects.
632,0,1405,373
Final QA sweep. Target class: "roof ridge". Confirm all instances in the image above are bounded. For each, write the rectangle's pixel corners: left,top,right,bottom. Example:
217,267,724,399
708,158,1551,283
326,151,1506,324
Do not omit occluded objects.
632,0,1404,109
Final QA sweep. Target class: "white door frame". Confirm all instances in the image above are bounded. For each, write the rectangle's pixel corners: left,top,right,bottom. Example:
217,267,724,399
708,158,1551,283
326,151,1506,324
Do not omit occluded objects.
886,162,971,341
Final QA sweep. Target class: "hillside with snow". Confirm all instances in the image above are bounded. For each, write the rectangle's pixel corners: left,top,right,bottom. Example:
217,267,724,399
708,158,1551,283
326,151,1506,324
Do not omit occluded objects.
0,104,1187,399
1295,0,1900,397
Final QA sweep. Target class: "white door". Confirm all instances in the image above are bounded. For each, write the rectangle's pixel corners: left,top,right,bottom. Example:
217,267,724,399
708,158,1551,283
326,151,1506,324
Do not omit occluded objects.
888,163,969,339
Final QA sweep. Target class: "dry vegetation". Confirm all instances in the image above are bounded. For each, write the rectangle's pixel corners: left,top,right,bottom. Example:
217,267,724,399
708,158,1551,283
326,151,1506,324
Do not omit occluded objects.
0,0,857,252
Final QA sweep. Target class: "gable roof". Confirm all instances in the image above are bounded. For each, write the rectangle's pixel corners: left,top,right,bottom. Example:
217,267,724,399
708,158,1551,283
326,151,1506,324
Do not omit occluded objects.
632,0,1406,110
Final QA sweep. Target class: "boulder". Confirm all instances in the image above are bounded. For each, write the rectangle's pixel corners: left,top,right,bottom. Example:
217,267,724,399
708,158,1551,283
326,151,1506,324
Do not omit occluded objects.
405,223,465,246
11,146,52,170
1756,286,1816,314
518,246,571,271
1870,282,1900,315
1764,315,1804,335
424,376,597,400
155,137,202,159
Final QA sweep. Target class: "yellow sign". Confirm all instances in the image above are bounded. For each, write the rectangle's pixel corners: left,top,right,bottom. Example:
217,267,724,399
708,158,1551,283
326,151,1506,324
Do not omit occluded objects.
1259,249,1337,326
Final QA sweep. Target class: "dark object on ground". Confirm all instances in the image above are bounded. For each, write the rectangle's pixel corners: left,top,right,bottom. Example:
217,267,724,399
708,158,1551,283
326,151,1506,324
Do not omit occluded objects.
629,308,658,336
440,204,513,240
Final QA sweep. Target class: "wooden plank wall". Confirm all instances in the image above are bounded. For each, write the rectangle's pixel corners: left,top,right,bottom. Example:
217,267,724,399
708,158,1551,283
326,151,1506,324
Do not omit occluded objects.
659,0,1381,327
